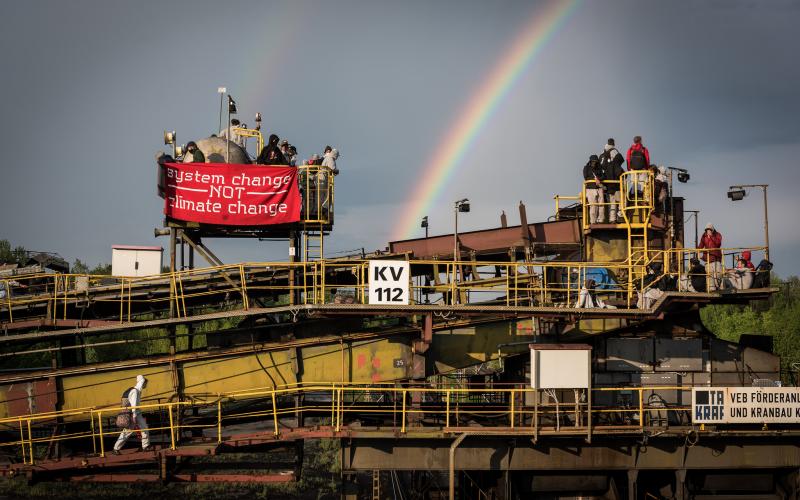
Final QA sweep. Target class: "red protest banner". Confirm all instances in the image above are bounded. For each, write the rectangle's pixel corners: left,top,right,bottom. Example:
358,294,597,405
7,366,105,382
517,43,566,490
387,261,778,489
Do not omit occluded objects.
163,163,301,225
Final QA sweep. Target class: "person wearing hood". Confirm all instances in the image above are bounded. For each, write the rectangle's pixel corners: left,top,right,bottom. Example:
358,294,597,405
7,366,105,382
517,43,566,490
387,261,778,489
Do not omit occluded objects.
186,141,205,163
740,250,755,271
256,134,288,165
319,146,339,218
600,138,625,223
698,223,723,291
582,154,605,224
112,375,151,454
321,146,339,173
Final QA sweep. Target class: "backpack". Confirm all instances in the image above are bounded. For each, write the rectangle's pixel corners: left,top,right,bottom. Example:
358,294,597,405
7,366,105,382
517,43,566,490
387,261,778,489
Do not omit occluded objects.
629,147,647,170
115,387,134,429
752,260,773,288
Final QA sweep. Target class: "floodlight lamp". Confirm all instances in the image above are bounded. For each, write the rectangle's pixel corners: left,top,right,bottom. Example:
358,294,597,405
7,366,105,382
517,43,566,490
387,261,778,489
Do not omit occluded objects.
459,202,471,213
421,216,428,228
727,189,746,201
164,130,176,145
677,172,690,183
175,145,185,157
217,87,227,94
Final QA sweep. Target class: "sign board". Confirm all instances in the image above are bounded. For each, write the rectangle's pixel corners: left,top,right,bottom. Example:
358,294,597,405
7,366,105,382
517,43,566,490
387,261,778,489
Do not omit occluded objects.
530,345,591,389
692,387,800,424
368,260,409,305
162,163,301,226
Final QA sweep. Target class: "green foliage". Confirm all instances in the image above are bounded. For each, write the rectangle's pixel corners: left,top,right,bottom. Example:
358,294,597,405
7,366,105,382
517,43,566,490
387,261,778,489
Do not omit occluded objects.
0,239,27,265
72,258,111,275
71,258,89,274
701,275,800,378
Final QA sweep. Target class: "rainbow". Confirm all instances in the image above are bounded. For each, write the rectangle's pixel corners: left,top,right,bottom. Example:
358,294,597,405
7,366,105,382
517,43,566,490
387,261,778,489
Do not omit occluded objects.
393,0,582,240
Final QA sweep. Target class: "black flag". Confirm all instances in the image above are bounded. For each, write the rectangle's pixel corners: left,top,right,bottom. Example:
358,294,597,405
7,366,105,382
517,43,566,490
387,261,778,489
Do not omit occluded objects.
228,95,237,114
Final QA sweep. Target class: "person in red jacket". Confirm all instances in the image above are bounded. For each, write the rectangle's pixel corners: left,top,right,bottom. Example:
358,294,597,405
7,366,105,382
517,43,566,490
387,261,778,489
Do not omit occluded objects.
698,223,723,290
626,136,650,171
626,136,651,197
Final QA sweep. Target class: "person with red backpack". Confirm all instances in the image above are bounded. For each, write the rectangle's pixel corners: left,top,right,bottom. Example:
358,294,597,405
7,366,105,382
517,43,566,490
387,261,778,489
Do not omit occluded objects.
626,136,651,197
626,136,650,171
112,375,152,454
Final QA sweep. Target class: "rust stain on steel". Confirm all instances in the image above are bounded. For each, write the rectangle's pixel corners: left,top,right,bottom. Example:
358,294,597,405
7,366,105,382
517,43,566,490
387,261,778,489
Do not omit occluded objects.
3,379,56,417
389,219,581,259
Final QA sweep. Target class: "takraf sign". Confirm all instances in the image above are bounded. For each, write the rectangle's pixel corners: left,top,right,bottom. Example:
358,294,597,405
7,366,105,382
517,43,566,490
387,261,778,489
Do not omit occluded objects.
163,163,301,225
692,387,800,424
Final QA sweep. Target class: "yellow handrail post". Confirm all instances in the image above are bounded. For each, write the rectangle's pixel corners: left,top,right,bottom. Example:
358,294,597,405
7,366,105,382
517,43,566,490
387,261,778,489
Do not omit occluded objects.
177,274,188,317
27,419,34,465
510,390,515,428
90,410,97,454
338,388,344,431
401,390,407,434
168,404,176,450
330,386,336,427
639,388,644,429
63,275,68,320
239,265,249,310
119,280,125,323
98,411,105,457
4,280,12,323
446,389,451,429
271,390,279,436
217,399,223,444
18,418,26,465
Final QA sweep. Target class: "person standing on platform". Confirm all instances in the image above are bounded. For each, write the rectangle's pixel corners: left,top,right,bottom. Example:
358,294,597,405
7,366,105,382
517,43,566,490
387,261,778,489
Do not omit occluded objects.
698,223,723,291
626,136,650,196
583,154,605,224
600,138,625,223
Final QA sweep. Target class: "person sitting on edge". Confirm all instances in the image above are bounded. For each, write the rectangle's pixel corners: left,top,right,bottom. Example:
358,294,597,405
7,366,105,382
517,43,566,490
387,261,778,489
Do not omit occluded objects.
726,257,754,290
582,154,605,224
698,223,723,291
185,141,205,163
599,138,625,223
740,250,756,271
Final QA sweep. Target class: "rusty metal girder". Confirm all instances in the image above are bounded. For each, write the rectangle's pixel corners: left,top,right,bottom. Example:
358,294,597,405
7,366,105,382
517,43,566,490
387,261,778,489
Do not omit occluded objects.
342,436,800,471
389,219,581,260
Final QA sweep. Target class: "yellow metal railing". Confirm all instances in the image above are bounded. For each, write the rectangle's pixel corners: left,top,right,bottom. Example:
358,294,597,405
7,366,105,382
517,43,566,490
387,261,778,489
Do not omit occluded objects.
297,165,335,225
231,127,263,155
0,244,770,325
0,382,702,465
579,171,655,230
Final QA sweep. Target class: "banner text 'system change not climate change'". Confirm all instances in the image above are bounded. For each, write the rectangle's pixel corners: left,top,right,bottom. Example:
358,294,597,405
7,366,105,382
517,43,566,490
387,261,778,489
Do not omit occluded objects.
163,163,301,226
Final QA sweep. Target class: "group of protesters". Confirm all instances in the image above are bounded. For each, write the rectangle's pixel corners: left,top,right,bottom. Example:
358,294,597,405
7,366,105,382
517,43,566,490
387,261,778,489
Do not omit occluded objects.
583,136,670,224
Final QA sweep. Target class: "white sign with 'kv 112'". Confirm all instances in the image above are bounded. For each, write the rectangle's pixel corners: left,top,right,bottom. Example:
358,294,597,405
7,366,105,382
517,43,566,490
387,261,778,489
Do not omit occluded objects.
368,260,410,305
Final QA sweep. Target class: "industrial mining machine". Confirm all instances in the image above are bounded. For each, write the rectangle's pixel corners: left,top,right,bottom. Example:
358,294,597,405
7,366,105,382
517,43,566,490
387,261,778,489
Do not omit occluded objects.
0,124,794,499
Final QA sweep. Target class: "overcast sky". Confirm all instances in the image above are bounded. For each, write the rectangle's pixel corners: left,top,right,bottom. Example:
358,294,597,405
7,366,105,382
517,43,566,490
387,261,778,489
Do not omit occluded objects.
1,0,798,274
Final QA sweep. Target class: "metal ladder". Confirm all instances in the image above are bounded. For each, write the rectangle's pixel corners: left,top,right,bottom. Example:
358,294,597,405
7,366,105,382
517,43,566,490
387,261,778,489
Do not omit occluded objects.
372,469,381,500
303,224,324,262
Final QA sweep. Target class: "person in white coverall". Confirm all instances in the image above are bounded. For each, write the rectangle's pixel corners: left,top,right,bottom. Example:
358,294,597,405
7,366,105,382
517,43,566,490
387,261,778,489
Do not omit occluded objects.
113,375,151,454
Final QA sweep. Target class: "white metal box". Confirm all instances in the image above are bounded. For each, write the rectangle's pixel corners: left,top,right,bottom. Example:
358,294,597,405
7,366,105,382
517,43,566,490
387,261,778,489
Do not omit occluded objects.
111,245,163,277
530,344,592,389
